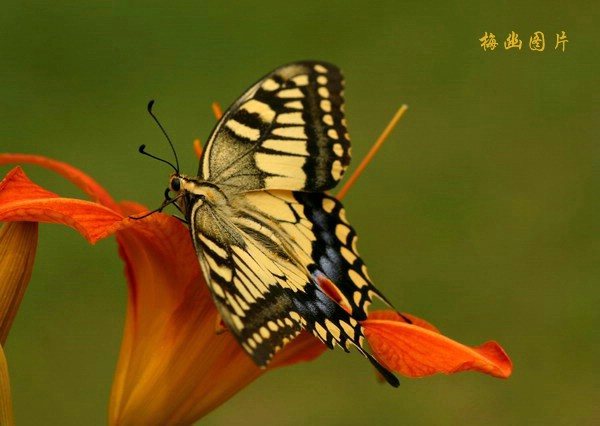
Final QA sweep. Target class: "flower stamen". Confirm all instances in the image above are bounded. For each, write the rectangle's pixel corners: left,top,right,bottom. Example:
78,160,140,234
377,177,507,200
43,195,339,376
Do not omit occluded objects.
336,104,408,201
212,102,223,120
194,139,203,159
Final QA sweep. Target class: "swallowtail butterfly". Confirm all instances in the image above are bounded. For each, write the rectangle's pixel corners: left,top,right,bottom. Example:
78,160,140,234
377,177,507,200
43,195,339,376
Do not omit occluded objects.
161,61,400,386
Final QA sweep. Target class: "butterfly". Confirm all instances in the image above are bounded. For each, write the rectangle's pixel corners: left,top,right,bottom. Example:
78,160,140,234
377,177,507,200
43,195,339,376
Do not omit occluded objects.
154,61,400,386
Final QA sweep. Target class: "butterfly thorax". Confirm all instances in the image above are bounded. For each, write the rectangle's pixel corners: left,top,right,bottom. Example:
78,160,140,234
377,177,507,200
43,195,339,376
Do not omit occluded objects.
170,174,246,249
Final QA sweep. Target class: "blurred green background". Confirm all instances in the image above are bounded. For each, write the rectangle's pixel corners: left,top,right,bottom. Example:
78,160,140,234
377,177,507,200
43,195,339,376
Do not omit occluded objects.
1,1,597,425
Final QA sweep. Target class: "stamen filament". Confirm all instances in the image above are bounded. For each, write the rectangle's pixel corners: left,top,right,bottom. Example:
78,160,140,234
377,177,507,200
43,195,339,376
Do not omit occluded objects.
194,139,202,159
192,101,222,160
212,102,223,120
336,104,408,201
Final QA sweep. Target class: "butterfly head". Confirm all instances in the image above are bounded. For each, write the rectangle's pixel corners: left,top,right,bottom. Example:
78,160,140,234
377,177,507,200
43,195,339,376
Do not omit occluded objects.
166,173,230,219
169,174,182,193
165,172,192,217
167,173,201,200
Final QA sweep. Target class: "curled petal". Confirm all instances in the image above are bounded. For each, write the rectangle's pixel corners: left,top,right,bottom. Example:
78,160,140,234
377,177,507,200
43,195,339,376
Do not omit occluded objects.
0,167,129,244
0,154,119,211
364,313,512,379
0,222,38,344
0,167,58,204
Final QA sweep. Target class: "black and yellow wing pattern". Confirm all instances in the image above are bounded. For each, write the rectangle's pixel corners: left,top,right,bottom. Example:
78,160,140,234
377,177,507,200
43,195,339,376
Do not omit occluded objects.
199,61,351,193
174,61,399,386
294,192,396,320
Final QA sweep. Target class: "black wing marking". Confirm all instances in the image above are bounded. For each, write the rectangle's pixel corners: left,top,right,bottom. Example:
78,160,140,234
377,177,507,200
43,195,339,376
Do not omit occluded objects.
243,190,395,320
293,192,396,320
199,61,351,193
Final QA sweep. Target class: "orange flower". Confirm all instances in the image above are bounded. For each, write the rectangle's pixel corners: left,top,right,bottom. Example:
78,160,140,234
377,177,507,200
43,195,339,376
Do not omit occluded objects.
0,154,512,425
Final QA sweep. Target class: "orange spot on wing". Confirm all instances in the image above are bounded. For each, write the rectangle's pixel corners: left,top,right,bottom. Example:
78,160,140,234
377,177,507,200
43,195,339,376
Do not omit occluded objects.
314,274,352,314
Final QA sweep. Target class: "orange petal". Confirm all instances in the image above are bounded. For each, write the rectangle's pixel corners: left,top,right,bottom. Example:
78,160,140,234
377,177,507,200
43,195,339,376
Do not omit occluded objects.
367,310,440,333
109,213,325,425
0,154,119,211
0,167,129,244
363,317,512,379
0,167,58,203
0,222,38,344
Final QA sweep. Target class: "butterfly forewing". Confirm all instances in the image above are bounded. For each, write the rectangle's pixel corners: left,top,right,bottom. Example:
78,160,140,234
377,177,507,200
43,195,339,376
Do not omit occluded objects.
199,61,351,193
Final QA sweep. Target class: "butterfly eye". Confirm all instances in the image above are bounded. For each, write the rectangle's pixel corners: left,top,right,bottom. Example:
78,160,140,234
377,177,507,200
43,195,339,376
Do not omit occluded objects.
170,177,181,192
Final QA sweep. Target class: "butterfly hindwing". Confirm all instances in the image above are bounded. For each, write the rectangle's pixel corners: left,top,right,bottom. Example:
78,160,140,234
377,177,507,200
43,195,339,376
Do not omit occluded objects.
242,190,394,320
189,197,304,366
199,61,351,193
187,189,398,385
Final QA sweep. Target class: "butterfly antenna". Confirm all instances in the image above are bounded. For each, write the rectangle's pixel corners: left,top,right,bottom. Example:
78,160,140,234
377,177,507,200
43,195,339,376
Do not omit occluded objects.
146,99,180,173
129,193,183,220
138,144,178,172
